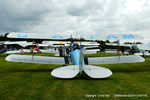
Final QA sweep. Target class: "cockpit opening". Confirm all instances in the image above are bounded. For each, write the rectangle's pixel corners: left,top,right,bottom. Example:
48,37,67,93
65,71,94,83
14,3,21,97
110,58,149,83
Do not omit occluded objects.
73,43,80,51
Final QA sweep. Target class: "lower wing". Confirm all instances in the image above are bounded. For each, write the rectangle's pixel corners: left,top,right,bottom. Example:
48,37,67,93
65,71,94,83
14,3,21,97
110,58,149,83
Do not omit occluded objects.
88,55,145,64
6,55,66,65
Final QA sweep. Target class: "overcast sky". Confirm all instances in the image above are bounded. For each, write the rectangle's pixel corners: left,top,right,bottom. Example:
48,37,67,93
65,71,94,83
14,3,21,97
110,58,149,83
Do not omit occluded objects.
0,0,150,41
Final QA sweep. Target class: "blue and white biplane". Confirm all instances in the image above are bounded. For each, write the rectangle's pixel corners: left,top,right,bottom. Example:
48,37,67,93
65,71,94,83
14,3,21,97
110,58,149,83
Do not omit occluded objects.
5,32,145,79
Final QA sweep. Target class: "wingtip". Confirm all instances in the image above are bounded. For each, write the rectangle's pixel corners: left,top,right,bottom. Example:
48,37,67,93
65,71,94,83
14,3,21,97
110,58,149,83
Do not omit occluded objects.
138,55,145,62
5,55,17,62
5,55,11,61
7,32,16,38
141,57,145,62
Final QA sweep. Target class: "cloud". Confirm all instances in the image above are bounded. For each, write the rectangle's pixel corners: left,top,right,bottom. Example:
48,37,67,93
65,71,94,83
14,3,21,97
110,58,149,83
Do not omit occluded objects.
66,0,104,16
0,0,150,41
0,0,53,32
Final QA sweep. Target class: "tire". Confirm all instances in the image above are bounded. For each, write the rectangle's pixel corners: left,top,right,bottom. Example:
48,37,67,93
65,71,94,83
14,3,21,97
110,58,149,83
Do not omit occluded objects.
64,56,69,64
84,57,88,65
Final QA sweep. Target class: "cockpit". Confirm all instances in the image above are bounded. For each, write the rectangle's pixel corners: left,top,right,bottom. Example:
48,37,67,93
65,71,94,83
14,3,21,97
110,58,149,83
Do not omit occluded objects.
72,43,80,51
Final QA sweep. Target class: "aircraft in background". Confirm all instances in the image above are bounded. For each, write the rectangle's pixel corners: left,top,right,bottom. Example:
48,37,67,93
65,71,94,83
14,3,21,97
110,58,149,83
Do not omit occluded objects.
3,40,100,56
0,42,7,54
3,42,44,54
133,44,150,56
5,32,145,79
106,42,150,56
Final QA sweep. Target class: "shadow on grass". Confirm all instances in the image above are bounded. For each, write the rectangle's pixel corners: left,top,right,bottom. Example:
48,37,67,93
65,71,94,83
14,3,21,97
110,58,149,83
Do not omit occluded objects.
7,66,150,73
7,67,150,79
5,65,150,81
51,72,113,81
9,68,112,80
51,77,113,81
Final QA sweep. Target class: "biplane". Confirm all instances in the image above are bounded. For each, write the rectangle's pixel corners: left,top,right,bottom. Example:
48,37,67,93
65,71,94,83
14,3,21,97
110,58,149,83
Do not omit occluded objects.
5,32,145,79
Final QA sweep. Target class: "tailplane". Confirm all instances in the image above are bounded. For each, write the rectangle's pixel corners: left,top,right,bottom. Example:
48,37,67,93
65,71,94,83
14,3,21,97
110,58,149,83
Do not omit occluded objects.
51,65,112,79
51,65,79,79
83,65,112,78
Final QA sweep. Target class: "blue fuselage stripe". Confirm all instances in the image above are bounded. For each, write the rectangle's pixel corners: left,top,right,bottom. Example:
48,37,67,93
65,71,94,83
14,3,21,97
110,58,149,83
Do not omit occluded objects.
71,49,80,65
71,49,85,65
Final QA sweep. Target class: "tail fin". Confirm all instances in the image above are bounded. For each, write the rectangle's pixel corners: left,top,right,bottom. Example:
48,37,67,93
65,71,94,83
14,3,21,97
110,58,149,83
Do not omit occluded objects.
79,49,84,74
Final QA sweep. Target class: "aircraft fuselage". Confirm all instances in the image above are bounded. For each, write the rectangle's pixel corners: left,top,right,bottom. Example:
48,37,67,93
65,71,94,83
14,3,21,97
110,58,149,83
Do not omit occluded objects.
70,43,84,65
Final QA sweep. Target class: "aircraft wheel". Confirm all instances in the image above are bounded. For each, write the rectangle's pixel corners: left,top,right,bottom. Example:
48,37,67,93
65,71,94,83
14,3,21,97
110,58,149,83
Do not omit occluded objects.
84,57,88,65
64,56,69,64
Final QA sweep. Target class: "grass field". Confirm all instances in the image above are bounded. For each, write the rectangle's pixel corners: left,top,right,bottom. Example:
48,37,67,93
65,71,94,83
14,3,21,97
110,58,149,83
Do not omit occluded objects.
0,53,150,100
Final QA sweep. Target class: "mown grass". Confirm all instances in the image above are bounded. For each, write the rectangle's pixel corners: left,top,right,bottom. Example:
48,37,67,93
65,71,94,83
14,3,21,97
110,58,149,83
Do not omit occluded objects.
0,53,150,100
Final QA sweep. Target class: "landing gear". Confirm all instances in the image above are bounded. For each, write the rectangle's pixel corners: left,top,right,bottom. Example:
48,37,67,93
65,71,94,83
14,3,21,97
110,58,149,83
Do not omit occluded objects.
64,56,69,65
84,57,88,65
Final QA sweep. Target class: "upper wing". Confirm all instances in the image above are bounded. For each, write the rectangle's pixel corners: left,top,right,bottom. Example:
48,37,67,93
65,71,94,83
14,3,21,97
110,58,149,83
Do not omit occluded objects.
88,55,145,65
6,55,66,65
7,32,70,40
87,34,143,41
7,32,143,41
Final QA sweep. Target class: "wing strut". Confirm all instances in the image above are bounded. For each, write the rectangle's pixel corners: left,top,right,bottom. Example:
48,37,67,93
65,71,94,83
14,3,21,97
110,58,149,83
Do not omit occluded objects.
79,49,84,75
117,39,120,59
32,41,34,59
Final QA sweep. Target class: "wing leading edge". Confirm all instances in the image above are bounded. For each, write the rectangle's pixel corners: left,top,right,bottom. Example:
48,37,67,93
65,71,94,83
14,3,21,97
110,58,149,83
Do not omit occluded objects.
88,55,145,65
7,32,143,41
6,55,66,65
